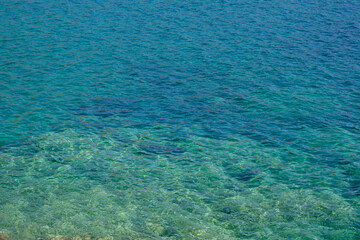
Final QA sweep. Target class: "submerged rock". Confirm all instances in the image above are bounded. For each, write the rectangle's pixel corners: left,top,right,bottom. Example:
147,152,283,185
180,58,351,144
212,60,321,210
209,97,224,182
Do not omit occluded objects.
222,206,233,214
160,227,178,237
72,98,138,118
229,170,257,181
138,143,185,155
225,167,257,182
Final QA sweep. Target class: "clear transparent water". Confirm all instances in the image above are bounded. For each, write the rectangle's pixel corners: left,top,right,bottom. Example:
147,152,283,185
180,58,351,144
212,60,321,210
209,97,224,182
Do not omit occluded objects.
0,0,359,239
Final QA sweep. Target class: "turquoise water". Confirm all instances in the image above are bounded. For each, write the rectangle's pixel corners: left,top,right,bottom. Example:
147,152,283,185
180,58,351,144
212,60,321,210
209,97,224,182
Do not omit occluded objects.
0,0,359,239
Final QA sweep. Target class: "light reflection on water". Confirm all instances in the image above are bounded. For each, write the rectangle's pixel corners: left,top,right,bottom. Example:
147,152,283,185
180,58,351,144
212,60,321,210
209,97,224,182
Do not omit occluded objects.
0,0,359,239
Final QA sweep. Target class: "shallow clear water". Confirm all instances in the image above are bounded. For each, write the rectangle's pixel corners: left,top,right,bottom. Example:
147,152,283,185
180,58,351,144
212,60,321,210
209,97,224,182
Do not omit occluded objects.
0,0,359,239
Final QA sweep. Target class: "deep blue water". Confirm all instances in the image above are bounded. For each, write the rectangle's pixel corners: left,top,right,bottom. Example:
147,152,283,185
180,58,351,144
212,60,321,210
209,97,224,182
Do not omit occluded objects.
0,0,360,239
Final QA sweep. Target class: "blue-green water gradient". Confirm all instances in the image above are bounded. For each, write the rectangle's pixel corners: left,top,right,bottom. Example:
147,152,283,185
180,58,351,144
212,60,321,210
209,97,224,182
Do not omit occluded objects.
0,0,359,239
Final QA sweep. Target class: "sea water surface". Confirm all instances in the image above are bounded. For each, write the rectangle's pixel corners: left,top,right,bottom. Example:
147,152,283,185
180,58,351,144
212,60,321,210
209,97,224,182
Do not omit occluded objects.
0,0,360,239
